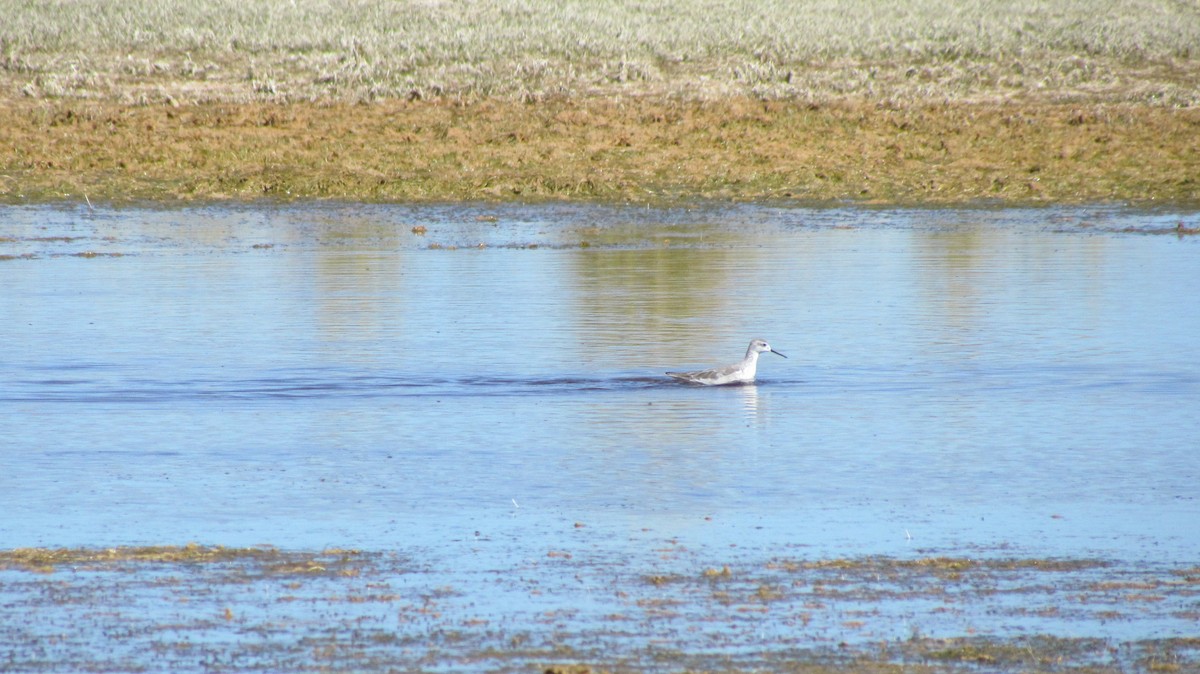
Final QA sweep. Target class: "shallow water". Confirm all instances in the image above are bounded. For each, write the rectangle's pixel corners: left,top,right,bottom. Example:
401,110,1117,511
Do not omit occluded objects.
2,202,1199,659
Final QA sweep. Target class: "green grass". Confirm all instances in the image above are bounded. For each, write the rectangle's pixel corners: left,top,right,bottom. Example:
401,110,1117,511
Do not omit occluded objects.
3,0,1198,104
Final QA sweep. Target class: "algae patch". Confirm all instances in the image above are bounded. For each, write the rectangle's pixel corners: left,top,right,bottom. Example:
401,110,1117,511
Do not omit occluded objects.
0,544,370,576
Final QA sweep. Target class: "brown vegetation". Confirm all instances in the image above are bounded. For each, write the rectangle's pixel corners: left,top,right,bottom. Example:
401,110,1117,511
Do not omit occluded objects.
2,97,1197,204
3,0,1197,204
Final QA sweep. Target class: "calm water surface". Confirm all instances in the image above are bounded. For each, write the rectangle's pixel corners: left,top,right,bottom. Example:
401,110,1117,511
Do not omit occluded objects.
3,203,1198,565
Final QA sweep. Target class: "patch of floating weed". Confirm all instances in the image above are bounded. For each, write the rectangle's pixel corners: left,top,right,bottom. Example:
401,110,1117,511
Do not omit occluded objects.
643,573,686,587
923,642,1007,664
1138,638,1200,672
771,556,976,573
702,565,732,579
0,544,370,576
544,666,608,674
771,555,1108,576
915,635,1115,668
1172,567,1200,583
753,583,786,602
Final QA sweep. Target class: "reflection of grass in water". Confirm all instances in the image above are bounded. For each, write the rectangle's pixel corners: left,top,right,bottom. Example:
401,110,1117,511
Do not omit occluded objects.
3,0,1197,104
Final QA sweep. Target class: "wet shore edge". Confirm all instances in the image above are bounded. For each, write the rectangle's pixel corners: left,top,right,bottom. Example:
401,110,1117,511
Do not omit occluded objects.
2,98,1198,207
2,544,1198,673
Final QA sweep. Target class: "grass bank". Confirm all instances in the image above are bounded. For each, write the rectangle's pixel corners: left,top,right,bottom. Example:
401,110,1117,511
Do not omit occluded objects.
1,0,1198,204
5,0,1198,105
2,98,1198,204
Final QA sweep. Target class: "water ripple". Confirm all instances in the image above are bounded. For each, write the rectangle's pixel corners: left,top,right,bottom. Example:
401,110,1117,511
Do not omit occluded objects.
6,362,1195,404
1,372,682,403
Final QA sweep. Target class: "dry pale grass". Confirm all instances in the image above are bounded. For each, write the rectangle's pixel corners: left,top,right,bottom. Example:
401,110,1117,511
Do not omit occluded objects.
3,0,1198,105
2,97,1197,204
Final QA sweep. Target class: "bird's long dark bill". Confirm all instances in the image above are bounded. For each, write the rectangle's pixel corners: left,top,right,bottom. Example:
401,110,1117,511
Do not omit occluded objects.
772,349,788,358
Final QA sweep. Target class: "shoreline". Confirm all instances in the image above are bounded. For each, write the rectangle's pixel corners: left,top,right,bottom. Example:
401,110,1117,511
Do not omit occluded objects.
3,98,1198,206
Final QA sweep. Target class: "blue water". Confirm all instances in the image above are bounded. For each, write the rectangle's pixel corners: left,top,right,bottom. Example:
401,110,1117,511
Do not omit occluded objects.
2,202,1199,565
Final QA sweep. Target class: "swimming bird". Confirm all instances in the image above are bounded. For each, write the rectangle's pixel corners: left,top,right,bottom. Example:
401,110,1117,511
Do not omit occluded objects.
666,338,787,385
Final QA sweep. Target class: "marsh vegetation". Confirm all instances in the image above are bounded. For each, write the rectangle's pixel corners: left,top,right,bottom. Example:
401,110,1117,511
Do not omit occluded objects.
2,546,1198,673
3,0,1198,105
1,0,1198,203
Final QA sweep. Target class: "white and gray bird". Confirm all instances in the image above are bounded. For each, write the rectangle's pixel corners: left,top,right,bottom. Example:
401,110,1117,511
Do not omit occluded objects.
666,338,786,385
